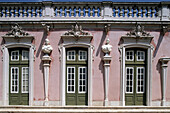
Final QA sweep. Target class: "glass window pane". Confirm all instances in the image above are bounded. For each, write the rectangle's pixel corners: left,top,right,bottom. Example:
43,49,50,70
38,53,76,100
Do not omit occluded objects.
137,67,145,93
78,50,87,61
67,50,75,61
126,67,133,93
126,50,134,61
11,50,19,61
137,51,145,61
22,50,29,60
22,67,29,93
78,67,87,93
11,67,19,93
67,67,75,93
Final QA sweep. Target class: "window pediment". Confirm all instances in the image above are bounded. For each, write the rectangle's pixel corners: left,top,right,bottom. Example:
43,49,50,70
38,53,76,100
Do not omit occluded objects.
2,24,34,44
121,24,153,45
61,24,93,44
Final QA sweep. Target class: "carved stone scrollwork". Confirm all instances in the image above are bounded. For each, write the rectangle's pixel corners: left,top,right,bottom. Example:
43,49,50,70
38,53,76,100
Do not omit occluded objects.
104,24,111,34
162,25,168,35
5,24,30,37
126,24,151,38
63,24,91,38
42,23,50,35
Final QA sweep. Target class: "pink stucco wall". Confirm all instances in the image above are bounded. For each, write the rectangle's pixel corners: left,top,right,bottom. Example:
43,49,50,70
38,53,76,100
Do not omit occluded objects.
0,28,170,104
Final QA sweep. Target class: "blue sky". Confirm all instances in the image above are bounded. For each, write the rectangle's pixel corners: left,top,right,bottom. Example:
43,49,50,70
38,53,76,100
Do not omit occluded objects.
0,0,170,2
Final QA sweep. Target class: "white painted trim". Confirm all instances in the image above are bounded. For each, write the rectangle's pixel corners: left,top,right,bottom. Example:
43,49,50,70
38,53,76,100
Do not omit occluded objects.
59,43,94,106
1,43,35,106
119,43,154,106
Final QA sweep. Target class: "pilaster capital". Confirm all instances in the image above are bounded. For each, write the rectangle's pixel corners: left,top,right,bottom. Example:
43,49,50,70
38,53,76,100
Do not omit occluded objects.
160,57,170,67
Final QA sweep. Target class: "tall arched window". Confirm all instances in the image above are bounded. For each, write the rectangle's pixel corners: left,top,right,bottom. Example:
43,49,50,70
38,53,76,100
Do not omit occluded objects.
60,24,93,106
119,24,154,106
1,24,35,105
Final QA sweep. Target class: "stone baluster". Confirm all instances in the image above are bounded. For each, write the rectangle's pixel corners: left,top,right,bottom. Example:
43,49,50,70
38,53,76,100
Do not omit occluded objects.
19,6,22,17
160,57,170,106
85,6,88,17
102,39,112,106
28,6,31,17
61,7,65,17
56,7,59,17
138,6,141,18
16,7,19,17
6,7,9,17
65,6,69,17
115,6,118,18
129,6,132,18
80,6,83,17
71,6,74,17
32,7,35,17
151,7,155,18
10,6,13,17
36,7,40,17
124,6,127,18
42,39,53,106
147,6,151,18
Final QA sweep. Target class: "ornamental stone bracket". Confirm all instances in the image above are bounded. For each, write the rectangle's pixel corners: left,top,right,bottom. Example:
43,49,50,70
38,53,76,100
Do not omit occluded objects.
159,57,170,106
2,24,34,44
102,39,112,106
42,23,50,35
61,24,93,44
42,39,53,106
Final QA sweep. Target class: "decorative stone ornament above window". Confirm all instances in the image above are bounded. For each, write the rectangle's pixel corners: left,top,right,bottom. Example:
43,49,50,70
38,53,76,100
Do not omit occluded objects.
2,24,34,44
121,24,153,45
61,24,93,44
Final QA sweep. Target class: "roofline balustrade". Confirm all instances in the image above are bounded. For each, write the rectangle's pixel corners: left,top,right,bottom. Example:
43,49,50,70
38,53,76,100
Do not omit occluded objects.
0,1,169,22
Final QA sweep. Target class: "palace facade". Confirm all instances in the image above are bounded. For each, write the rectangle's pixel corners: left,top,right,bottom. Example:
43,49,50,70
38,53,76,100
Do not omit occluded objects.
0,0,170,110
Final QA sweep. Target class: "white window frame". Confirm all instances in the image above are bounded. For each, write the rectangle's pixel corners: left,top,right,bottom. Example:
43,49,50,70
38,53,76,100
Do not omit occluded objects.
67,66,75,93
125,67,134,94
11,50,19,61
22,50,29,61
136,67,145,94
137,50,145,61
11,67,19,93
125,50,134,61
22,67,29,93
78,67,87,94
78,50,87,61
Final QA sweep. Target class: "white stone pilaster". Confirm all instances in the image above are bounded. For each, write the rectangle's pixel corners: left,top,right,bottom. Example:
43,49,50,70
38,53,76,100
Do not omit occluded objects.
160,57,170,106
42,39,53,106
102,39,112,106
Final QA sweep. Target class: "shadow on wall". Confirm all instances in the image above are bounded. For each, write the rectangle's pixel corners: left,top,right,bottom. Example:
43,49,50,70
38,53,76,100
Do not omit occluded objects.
156,60,162,97
153,31,164,57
